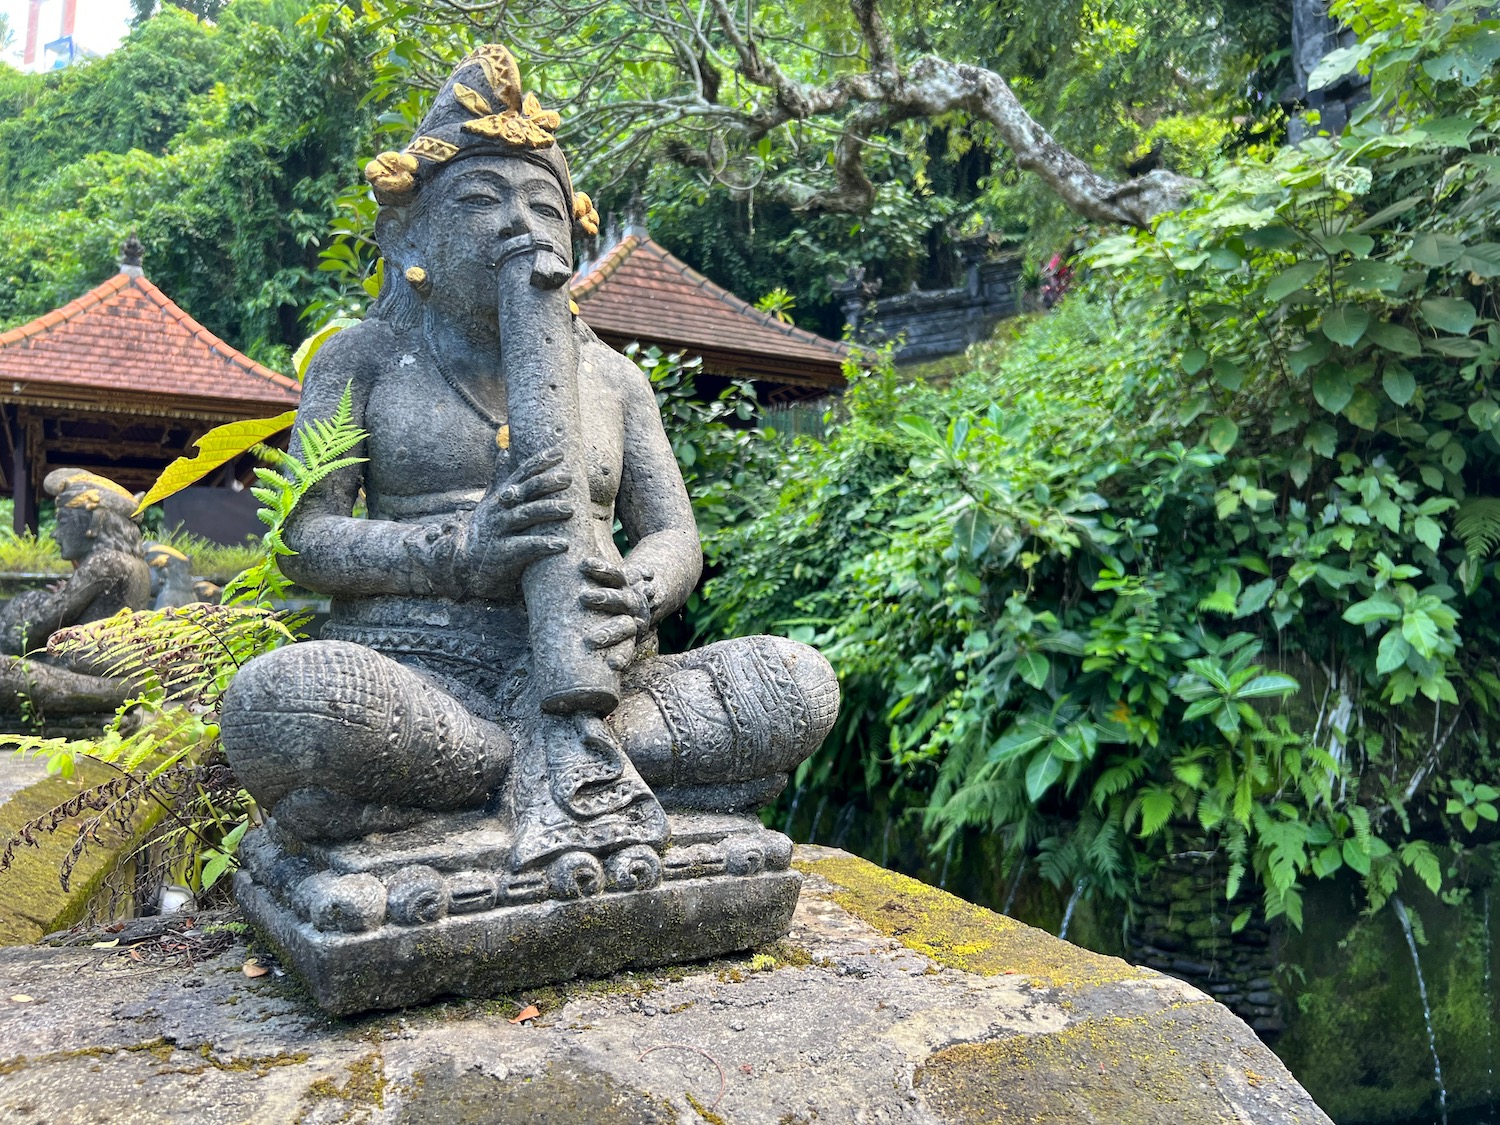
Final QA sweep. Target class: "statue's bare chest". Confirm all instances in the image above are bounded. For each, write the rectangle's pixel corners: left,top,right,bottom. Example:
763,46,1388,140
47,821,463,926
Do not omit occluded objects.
362,349,626,514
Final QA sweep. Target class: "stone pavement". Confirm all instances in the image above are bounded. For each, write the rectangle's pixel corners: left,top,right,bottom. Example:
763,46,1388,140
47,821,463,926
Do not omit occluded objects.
0,754,46,809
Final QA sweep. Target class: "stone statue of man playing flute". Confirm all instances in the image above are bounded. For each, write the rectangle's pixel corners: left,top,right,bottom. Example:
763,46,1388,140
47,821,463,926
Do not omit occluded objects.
220,44,839,1014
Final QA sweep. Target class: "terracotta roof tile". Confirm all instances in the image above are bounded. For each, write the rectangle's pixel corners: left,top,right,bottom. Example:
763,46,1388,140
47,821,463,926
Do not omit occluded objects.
572,237,849,389
0,272,301,416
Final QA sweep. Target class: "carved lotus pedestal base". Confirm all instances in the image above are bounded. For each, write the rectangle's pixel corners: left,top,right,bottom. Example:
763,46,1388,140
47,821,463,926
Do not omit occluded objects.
233,812,801,1016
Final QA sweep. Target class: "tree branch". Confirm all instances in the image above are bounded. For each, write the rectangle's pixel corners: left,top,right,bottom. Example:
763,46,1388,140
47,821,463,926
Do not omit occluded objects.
413,0,1200,227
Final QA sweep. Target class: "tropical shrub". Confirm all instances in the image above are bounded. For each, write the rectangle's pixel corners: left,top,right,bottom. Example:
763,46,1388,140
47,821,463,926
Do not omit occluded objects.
700,0,1500,930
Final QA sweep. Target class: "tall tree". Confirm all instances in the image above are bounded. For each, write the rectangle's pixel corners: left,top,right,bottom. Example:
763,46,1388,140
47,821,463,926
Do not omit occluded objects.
379,0,1284,228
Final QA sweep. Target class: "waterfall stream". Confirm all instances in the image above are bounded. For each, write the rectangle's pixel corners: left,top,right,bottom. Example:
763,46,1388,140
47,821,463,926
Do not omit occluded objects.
783,784,804,836
831,803,858,848
1002,857,1027,917
1487,887,1496,1121
807,796,828,844
939,837,955,890
1394,896,1449,1125
1059,879,1087,941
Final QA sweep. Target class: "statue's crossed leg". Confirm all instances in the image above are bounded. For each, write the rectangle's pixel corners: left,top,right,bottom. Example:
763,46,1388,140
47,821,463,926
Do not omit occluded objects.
223,635,838,857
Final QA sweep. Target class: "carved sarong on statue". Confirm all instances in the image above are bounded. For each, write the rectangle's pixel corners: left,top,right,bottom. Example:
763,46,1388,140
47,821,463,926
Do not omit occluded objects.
0,470,151,723
220,44,839,1014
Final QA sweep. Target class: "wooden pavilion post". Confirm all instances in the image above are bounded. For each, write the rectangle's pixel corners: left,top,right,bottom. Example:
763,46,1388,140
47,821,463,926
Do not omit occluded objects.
9,407,35,535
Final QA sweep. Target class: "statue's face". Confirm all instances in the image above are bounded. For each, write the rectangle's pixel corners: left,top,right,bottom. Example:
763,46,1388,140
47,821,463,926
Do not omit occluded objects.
420,157,572,333
54,505,92,562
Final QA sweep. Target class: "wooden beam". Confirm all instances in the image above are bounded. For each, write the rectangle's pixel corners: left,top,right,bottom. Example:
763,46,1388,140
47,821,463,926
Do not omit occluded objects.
37,436,190,461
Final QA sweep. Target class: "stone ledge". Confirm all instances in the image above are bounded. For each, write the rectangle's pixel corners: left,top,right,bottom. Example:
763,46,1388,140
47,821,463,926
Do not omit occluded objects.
0,759,163,946
0,846,1331,1124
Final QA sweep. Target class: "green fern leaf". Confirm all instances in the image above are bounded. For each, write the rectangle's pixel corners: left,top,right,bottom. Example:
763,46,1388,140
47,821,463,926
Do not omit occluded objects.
1454,497,1500,561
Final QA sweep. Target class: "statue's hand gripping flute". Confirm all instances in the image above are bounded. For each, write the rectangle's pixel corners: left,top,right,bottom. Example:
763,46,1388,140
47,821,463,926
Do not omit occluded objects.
495,231,620,717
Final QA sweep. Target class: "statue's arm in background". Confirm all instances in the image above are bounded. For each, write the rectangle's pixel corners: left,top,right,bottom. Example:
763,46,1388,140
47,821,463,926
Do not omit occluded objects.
612,350,704,626
0,560,122,655
280,328,456,598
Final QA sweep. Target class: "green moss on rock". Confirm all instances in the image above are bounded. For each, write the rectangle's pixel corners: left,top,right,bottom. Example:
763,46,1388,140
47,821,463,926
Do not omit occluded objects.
1274,877,1494,1123
798,854,1145,988
916,1001,1317,1124
0,761,163,946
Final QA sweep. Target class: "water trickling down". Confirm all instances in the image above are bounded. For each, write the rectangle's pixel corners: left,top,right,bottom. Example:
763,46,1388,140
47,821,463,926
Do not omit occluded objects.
939,837,955,890
831,803,858,849
1487,886,1496,1119
807,795,828,845
1059,879,1087,941
880,820,893,868
783,784,804,837
1394,896,1449,1125
1002,857,1027,917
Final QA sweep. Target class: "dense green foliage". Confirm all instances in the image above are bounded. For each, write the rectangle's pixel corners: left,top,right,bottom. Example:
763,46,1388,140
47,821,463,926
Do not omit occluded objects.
699,0,1500,930
0,0,1290,346
285,0,1290,335
0,1,378,364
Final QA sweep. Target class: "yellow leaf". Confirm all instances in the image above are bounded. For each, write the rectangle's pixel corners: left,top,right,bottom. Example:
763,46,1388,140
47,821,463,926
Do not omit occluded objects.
134,411,298,515
9,994,34,1002
292,317,358,383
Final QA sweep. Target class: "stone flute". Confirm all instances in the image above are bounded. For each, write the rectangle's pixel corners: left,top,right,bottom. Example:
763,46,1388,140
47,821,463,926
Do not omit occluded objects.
496,230,618,716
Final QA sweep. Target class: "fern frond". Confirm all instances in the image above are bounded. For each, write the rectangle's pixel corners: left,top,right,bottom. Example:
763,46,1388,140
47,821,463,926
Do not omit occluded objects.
1454,497,1500,561
50,605,298,707
228,382,367,605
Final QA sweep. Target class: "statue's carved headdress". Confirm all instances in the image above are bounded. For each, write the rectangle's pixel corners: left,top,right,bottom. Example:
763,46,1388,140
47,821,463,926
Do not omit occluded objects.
364,44,600,239
44,468,144,556
45,469,138,518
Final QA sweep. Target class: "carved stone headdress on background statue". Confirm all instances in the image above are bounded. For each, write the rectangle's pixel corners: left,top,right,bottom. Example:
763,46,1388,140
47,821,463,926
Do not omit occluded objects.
44,468,144,554
363,44,601,326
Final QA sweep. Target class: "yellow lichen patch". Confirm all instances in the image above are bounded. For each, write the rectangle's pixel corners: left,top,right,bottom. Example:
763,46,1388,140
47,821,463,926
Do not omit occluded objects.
915,1005,1273,1125
797,855,1146,989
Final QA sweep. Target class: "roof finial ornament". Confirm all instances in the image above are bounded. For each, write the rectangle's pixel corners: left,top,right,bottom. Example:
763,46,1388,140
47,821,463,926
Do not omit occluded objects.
119,234,145,277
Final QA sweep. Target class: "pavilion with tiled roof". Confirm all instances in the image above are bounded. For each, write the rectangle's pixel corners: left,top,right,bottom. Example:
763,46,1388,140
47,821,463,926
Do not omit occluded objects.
0,229,843,534
0,239,300,532
572,222,851,402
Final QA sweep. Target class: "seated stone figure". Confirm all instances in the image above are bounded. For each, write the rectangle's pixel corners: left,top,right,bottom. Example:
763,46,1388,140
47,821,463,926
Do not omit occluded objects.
144,543,198,609
220,45,837,1012
0,469,152,719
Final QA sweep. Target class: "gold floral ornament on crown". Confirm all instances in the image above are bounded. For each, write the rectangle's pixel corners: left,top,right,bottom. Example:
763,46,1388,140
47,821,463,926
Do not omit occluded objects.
362,43,600,240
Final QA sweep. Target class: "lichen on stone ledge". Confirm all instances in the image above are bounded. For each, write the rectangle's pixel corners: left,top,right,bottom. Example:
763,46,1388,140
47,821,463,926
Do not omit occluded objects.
796,851,1147,989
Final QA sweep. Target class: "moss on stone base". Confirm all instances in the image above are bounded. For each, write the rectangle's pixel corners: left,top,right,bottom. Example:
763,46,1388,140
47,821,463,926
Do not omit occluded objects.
916,1000,1315,1124
797,854,1145,988
0,760,162,945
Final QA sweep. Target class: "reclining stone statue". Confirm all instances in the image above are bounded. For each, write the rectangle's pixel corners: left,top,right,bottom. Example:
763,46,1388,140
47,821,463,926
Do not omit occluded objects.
221,44,839,1014
0,469,151,720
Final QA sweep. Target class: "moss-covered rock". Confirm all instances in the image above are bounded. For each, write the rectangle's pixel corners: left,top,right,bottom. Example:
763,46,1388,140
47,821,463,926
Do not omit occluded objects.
0,847,1330,1123
0,760,162,945
1274,874,1498,1124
